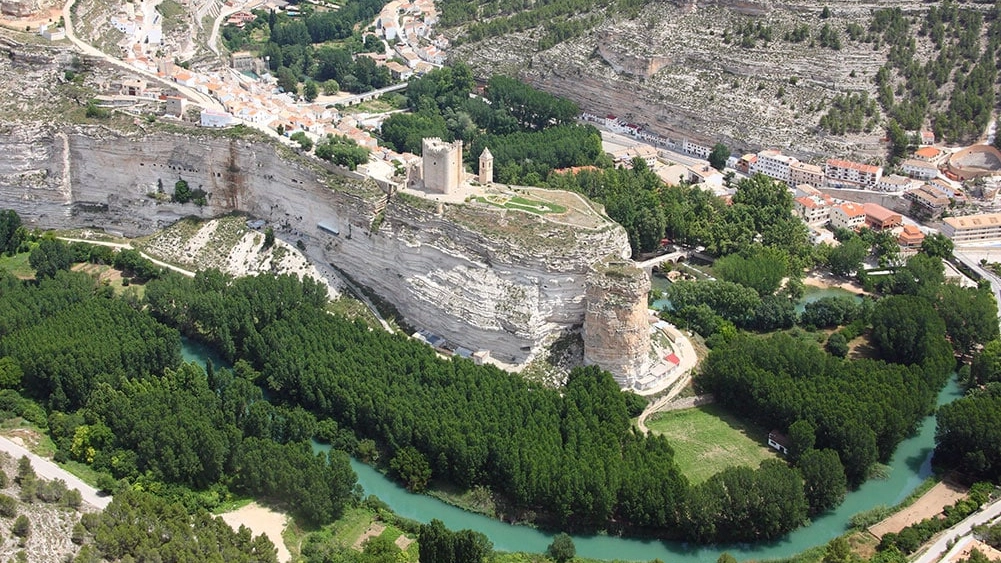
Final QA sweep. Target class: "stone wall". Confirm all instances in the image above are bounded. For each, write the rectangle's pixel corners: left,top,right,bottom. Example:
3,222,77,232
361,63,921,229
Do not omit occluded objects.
0,125,633,365
582,259,651,387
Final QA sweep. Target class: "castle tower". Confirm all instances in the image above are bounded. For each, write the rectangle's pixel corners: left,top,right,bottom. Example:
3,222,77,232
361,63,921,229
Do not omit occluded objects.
478,147,493,184
582,259,651,389
421,138,463,194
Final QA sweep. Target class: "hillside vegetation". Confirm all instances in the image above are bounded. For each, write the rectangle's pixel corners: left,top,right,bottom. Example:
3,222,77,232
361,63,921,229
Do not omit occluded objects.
443,0,1001,157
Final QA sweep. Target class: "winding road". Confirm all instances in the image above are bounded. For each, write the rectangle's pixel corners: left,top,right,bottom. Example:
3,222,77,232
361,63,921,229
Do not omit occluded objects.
61,0,223,110
0,436,109,509
912,499,1001,563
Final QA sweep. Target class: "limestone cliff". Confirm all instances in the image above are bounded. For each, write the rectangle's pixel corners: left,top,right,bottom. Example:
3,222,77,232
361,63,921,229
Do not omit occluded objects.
583,259,651,387
0,125,632,364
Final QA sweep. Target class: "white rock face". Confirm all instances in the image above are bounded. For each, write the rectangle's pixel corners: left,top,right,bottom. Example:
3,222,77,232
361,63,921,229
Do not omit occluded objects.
0,126,632,364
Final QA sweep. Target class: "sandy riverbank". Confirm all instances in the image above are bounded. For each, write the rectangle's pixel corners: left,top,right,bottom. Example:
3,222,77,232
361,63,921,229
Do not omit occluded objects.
220,502,291,562
803,272,868,295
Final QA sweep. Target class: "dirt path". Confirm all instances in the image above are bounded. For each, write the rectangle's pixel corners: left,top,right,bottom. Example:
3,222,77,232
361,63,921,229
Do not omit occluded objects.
58,238,196,277
869,481,968,538
219,502,290,562
636,372,692,434
0,436,109,510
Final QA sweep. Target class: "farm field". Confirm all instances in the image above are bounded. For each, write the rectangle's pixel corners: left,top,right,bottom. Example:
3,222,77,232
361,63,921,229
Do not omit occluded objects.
646,403,778,484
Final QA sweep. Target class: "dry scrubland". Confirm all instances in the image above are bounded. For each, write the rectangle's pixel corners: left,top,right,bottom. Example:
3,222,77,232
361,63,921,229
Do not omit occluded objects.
452,0,974,159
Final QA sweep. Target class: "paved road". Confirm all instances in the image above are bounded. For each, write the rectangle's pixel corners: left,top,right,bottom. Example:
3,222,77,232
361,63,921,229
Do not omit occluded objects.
0,436,109,510
61,0,223,111
912,499,1001,563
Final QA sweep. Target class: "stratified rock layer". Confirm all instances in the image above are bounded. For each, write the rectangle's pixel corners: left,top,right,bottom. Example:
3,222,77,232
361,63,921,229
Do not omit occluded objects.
0,125,633,365
583,259,651,387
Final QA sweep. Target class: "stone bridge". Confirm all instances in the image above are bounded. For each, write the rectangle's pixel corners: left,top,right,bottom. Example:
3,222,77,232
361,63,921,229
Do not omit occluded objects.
336,83,409,107
636,250,690,272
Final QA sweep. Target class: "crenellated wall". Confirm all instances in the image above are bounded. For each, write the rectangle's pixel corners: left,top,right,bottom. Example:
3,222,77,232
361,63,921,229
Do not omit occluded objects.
0,125,635,365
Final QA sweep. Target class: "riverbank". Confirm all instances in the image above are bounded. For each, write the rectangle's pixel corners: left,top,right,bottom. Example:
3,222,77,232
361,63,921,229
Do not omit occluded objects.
868,480,968,539
804,271,868,295
219,502,292,563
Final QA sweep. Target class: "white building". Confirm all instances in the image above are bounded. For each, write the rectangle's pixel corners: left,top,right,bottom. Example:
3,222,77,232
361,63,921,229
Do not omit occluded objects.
942,212,1001,243
794,195,833,225
830,202,867,231
200,109,235,128
825,159,883,188
750,150,798,184
901,158,939,181
683,139,712,159
877,174,916,193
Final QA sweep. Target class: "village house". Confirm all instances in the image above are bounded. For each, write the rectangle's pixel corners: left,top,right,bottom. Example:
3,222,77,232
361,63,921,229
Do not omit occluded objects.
863,203,902,231
901,158,939,181
751,149,797,184
200,109,235,128
941,212,1001,243
904,185,950,216
119,78,147,97
789,161,824,188
830,202,866,231
824,158,883,189
877,174,916,193
897,225,925,248
913,146,945,164
682,139,712,159
795,195,833,225
164,96,185,118
795,184,823,198
687,164,724,188
735,153,756,175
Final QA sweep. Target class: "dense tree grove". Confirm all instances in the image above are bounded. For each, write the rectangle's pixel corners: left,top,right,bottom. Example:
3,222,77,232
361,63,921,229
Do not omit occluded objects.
81,489,278,562
142,270,814,540
381,66,601,186
0,272,180,411
222,2,392,94
418,519,492,563
0,260,358,527
548,170,810,259
700,331,949,487
869,2,1001,144
935,385,1001,480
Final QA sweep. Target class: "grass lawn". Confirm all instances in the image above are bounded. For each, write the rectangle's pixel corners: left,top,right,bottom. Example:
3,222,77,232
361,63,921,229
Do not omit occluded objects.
646,403,777,484
475,195,567,215
0,252,33,279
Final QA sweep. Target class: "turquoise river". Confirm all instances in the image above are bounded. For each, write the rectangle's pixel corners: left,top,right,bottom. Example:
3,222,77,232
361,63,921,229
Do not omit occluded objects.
182,335,964,562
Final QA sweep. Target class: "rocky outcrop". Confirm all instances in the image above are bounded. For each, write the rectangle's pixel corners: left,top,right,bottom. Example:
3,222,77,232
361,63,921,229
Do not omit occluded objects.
596,31,672,79
0,125,632,365
583,259,650,387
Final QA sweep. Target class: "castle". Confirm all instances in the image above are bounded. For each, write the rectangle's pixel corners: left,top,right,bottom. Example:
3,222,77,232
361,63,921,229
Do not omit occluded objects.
410,138,494,194
420,137,463,194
